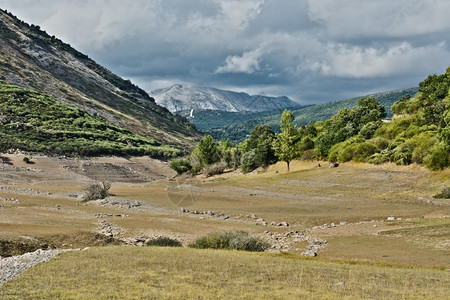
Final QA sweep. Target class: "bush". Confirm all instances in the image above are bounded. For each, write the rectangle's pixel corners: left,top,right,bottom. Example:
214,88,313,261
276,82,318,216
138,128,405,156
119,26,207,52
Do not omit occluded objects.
434,187,450,199
189,231,269,252
202,161,227,177
169,158,192,174
22,157,30,163
424,143,450,170
82,181,111,201
145,237,182,247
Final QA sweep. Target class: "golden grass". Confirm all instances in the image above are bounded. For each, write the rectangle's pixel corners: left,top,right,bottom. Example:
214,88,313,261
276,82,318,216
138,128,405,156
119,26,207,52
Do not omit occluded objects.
1,246,449,299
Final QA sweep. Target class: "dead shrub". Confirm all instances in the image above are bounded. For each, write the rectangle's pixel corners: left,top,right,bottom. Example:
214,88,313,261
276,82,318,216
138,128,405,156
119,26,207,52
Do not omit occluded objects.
82,181,111,201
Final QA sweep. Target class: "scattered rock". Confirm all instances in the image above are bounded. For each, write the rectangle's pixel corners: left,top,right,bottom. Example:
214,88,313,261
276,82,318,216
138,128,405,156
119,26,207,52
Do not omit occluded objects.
329,162,339,168
387,216,395,221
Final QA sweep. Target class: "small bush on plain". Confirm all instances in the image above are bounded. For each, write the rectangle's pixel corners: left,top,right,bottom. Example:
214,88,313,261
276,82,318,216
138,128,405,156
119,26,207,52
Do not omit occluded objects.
145,237,182,247
189,231,269,252
82,181,111,201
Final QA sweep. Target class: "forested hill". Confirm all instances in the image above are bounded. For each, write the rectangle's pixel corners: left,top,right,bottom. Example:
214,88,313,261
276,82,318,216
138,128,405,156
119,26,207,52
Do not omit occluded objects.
0,9,202,151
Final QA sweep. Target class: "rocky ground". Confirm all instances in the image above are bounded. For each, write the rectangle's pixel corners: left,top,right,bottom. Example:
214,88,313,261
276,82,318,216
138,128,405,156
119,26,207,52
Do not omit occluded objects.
0,153,448,287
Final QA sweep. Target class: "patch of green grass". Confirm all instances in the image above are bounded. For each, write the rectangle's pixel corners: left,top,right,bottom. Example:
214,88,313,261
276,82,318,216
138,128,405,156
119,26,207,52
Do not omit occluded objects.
1,246,448,299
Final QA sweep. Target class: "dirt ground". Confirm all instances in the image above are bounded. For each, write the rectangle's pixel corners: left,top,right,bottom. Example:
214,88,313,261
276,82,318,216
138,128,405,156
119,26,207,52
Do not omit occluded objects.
0,153,448,267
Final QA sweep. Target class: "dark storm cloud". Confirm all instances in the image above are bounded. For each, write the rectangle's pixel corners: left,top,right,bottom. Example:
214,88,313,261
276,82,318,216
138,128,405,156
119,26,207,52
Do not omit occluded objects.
2,0,450,104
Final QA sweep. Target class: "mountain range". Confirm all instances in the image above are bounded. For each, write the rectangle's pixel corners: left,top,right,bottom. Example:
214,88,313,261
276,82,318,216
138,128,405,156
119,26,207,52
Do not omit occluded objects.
150,84,301,114
0,9,201,152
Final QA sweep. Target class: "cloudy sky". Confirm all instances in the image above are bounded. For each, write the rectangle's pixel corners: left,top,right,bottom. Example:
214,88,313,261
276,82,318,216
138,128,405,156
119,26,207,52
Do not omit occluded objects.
2,0,450,104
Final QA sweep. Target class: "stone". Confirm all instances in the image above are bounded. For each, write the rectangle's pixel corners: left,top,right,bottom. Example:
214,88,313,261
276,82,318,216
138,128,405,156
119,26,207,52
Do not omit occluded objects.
387,216,395,221
280,221,289,227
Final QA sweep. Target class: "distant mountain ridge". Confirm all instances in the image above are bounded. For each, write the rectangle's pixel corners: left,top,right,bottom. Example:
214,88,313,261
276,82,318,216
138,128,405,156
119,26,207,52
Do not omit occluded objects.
0,9,201,151
150,84,301,113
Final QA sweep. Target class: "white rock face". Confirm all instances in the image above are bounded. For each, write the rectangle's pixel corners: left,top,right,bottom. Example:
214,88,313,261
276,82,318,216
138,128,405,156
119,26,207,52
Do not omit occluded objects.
150,84,300,113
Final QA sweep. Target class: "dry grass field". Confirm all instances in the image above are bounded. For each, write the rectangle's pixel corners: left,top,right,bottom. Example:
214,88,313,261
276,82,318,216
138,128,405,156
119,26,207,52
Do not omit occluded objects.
1,247,449,299
0,153,449,297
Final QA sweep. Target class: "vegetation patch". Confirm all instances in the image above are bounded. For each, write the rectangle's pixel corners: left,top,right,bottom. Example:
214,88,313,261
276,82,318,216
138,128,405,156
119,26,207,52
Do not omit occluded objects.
145,237,182,247
189,231,269,252
434,187,450,199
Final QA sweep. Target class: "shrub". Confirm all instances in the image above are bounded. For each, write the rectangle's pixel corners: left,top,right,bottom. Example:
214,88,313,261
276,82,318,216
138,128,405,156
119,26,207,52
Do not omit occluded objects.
145,237,182,247
22,157,30,163
202,161,227,177
82,181,111,201
189,231,269,252
301,149,316,160
434,187,450,199
169,158,192,174
424,143,450,170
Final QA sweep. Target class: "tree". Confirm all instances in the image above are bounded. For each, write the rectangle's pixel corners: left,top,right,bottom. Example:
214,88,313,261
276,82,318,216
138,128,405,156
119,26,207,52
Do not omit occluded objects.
196,135,219,166
272,110,300,171
240,124,277,172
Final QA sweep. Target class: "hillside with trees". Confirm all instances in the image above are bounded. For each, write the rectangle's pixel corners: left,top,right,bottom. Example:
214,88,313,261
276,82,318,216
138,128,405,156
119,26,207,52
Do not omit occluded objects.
172,68,449,174
205,88,418,143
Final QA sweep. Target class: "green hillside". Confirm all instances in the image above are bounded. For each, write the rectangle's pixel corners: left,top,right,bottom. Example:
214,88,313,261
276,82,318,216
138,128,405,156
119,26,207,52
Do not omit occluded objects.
206,88,418,143
0,82,179,157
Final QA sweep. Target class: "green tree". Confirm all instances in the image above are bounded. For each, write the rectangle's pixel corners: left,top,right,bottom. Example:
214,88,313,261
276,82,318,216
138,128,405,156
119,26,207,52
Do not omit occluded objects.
272,110,300,171
196,135,219,166
240,124,277,172
218,138,234,167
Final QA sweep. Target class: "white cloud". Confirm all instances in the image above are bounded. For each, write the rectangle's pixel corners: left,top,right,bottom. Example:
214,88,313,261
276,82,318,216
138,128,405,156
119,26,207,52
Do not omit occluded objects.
306,0,450,39
305,42,450,78
216,49,263,74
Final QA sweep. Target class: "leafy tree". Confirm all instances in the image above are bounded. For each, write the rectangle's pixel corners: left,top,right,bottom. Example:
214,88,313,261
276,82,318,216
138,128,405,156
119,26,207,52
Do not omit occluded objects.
218,138,234,167
272,110,300,171
196,135,219,166
240,124,277,173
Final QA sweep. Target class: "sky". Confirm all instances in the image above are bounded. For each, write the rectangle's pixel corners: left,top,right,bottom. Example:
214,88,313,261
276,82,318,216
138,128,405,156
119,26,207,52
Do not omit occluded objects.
2,0,450,105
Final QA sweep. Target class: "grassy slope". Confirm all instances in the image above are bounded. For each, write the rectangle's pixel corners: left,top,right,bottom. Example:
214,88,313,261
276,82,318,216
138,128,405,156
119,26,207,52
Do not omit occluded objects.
1,246,448,299
206,88,418,142
0,82,179,157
